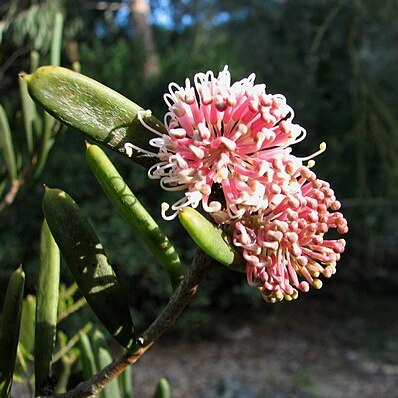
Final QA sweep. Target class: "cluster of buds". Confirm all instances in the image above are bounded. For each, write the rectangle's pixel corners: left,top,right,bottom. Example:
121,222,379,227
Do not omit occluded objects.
137,66,348,302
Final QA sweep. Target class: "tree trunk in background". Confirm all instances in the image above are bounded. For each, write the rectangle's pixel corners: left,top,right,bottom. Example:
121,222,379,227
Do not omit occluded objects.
129,0,160,78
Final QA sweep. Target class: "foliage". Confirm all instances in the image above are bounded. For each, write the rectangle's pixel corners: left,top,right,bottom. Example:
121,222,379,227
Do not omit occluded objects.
0,9,67,217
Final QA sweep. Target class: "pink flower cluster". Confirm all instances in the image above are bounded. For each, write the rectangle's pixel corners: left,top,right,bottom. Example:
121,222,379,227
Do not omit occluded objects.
233,163,347,302
146,66,348,302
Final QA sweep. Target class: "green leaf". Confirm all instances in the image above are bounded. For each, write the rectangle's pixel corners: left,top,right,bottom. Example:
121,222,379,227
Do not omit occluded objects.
0,179,7,198
32,12,65,177
78,332,97,380
34,111,58,179
153,378,170,398
30,50,40,73
91,330,112,398
18,76,37,154
50,13,63,67
0,267,25,398
178,207,245,272
23,66,165,168
19,295,36,357
35,220,60,396
91,329,108,360
42,188,135,349
86,143,183,290
53,356,72,394
118,367,132,398
98,348,121,398
0,104,17,182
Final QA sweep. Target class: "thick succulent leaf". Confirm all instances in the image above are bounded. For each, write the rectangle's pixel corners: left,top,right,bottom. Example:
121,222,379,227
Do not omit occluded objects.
86,143,183,289
34,220,60,396
0,104,17,182
178,207,245,272
50,13,63,67
19,295,36,357
98,348,122,398
23,66,165,168
0,267,25,398
153,378,170,398
18,76,37,154
78,332,97,380
42,188,135,349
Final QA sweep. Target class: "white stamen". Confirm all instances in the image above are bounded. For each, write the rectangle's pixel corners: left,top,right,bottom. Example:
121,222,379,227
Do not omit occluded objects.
164,112,173,129
124,142,158,158
161,202,178,220
288,126,307,146
171,195,195,211
299,142,327,162
137,109,162,136
161,190,203,220
203,201,222,213
160,177,187,191
148,162,177,180
167,82,184,99
125,143,134,158
148,137,166,149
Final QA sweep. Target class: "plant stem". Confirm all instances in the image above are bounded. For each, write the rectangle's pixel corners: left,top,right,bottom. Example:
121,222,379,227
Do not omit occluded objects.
0,155,36,215
45,250,215,398
57,297,86,323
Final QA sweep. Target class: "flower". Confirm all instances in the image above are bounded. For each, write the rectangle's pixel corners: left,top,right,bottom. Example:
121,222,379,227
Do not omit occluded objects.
146,66,314,220
125,66,348,303
232,163,348,303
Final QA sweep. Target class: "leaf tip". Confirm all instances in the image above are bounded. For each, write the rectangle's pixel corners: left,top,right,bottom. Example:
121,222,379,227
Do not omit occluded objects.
19,71,30,82
16,264,25,278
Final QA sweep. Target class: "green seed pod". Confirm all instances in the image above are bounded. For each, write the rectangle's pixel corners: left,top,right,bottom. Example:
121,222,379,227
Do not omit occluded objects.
22,66,165,168
35,220,60,396
0,267,25,398
86,143,183,290
178,207,245,272
42,188,135,349
153,378,170,398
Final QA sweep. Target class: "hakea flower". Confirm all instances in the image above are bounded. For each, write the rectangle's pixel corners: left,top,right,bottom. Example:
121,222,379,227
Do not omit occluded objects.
232,163,348,303
134,66,320,220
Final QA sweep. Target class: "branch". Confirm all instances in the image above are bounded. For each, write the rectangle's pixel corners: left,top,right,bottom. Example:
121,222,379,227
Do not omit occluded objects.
47,250,215,398
0,154,36,215
57,297,86,323
0,179,21,213
52,323,93,364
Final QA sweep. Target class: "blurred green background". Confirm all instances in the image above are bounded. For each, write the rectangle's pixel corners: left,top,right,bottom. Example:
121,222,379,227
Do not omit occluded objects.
1,0,397,333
